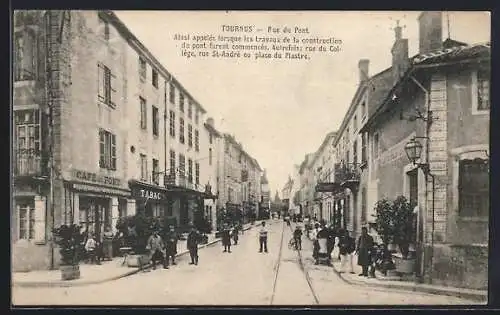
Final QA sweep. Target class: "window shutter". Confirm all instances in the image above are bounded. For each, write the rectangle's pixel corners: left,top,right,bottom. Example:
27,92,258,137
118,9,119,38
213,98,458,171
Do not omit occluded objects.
99,129,105,168
97,64,104,101
110,71,117,107
111,133,116,170
34,196,46,244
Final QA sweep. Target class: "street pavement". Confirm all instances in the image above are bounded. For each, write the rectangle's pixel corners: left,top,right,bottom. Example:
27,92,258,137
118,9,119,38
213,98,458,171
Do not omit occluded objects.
12,220,478,306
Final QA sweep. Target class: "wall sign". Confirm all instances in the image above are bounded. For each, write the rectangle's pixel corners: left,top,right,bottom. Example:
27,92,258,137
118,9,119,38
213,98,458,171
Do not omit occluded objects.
72,169,121,186
138,189,163,200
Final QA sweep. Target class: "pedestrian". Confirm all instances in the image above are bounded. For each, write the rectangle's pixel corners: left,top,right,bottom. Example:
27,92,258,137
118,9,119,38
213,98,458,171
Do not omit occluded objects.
187,226,201,265
102,225,114,261
222,224,232,253
316,222,331,265
258,221,268,253
84,233,98,264
146,229,167,270
326,225,336,262
356,226,374,277
293,225,303,250
338,229,355,274
164,225,178,266
232,226,239,245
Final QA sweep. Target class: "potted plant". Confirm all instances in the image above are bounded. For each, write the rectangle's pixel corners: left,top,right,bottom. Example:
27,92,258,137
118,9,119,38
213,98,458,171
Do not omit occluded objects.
392,196,417,274
117,213,157,268
373,198,396,276
52,224,83,281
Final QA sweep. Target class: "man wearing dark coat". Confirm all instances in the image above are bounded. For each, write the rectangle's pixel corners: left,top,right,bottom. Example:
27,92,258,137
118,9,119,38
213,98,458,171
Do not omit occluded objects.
356,226,374,277
187,226,201,265
164,225,179,266
221,224,232,253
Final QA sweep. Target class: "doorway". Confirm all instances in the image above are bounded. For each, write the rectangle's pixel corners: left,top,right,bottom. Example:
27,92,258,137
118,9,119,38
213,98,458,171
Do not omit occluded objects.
79,196,110,242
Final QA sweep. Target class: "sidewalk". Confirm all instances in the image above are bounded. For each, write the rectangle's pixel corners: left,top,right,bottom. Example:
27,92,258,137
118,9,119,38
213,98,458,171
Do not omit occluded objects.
12,223,254,288
331,254,487,303
298,229,487,303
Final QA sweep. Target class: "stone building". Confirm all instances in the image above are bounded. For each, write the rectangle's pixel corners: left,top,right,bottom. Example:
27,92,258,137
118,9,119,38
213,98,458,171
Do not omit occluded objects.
361,12,490,289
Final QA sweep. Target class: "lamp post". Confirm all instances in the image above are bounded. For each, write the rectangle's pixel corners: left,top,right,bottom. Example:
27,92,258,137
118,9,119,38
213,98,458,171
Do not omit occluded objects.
404,136,435,283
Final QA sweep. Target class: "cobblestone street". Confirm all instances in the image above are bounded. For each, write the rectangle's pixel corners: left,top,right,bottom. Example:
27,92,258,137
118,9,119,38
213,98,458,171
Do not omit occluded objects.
12,221,478,306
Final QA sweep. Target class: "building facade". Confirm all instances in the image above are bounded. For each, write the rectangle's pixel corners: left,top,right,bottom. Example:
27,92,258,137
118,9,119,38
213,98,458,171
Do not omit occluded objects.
12,10,264,271
361,12,490,290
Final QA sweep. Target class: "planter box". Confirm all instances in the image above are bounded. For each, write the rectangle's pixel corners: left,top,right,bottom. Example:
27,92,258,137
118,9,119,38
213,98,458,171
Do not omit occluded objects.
60,265,80,281
394,256,416,274
127,254,151,268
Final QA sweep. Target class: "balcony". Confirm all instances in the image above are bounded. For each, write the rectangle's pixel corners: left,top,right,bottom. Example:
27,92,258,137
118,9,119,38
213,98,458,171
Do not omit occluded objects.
14,149,48,179
333,163,361,192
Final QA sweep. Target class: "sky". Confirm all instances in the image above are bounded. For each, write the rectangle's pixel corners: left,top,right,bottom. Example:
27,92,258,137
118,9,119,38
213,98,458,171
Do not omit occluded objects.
114,11,490,196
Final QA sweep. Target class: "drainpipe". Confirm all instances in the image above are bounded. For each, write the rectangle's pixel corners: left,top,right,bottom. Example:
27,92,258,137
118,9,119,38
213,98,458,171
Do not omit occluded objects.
410,75,434,284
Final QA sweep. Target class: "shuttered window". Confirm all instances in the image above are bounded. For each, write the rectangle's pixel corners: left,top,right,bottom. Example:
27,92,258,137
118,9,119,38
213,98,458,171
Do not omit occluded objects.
99,129,116,170
459,158,489,217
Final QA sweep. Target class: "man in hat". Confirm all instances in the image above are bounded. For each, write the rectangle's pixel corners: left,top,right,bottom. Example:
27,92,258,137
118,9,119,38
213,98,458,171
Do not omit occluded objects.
187,225,201,265
164,225,179,266
146,229,167,270
221,223,232,253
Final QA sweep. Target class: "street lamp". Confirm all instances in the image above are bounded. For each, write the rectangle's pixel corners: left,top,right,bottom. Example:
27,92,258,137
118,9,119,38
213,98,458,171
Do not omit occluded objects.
404,137,430,175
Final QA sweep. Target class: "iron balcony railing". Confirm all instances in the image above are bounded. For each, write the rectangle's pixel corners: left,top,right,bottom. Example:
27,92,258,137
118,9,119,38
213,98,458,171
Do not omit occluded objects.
333,163,361,183
14,148,47,177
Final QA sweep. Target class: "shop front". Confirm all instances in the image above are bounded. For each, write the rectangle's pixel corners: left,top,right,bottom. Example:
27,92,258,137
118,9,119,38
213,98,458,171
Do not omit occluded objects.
68,169,131,240
128,179,168,219
165,183,207,232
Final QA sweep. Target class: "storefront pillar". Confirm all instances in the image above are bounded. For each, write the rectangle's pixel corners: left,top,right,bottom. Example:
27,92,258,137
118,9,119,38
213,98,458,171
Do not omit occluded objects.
73,193,80,225
127,199,136,216
111,197,119,234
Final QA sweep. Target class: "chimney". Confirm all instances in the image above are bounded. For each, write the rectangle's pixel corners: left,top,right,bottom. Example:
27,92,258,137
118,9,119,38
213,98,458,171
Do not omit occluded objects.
391,21,410,83
418,11,443,54
206,117,214,127
358,59,369,82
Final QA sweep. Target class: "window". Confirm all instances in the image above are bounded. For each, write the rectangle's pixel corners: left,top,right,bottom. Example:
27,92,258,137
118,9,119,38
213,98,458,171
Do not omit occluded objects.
195,130,199,152
140,154,148,181
209,148,213,165
169,110,175,137
209,133,213,145
152,105,159,136
195,109,199,124
188,101,193,119
179,154,186,178
169,150,176,175
195,162,200,185
14,30,37,81
353,140,358,164
179,93,185,112
361,100,367,119
152,68,158,88
353,115,358,132
477,70,490,111
139,57,146,82
228,188,232,202
459,159,489,217
99,129,116,170
18,200,35,240
140,97,147,129
188,159,193,183
179,117,185,144
14,109,41,176
361,133,367,164
373,133,379,159
98,63,116,107
169,83,175,104
98,16,110,40
152,158,159,185
188,124,193,147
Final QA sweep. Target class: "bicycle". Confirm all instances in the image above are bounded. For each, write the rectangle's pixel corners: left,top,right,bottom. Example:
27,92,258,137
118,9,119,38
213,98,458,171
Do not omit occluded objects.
288,238,301,250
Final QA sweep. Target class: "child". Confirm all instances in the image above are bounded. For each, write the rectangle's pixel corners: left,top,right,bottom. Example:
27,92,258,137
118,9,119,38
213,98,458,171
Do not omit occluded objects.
85,233,98,264
232,226,239,245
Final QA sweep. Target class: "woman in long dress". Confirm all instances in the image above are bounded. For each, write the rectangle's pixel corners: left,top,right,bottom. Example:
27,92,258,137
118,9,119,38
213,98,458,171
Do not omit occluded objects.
103,225,114,261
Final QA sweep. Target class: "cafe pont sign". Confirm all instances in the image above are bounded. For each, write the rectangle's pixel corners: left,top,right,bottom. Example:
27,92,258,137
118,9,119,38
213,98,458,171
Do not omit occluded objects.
72,169,121,187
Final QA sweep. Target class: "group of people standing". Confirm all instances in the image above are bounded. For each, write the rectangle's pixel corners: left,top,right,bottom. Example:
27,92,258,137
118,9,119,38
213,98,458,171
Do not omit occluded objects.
83,226,115,265
297,220,376,277
220,222,243,253
145,225,202,270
